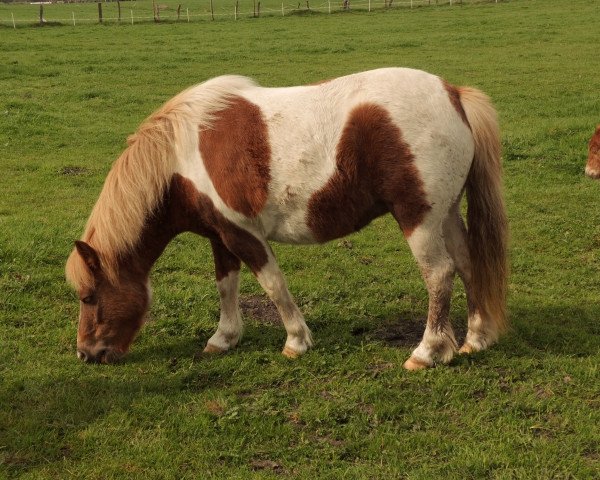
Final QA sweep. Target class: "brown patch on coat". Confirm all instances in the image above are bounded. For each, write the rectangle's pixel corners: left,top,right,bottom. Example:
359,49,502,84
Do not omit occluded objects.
442,79,470,129
169,174,269,274
211,239,241,282
199,96,271,217
307,103,430,241
586,125,600,179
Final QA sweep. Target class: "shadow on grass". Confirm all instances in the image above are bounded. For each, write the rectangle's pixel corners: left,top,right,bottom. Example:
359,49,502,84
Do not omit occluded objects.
136,301,600,363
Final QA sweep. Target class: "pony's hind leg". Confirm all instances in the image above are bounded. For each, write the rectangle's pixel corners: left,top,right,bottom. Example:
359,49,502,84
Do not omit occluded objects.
402,223,458,370
204,240,243,354
254,247,313,358
443,209,500,354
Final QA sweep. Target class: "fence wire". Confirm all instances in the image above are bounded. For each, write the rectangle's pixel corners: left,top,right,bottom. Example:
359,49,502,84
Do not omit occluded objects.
1,0,504,27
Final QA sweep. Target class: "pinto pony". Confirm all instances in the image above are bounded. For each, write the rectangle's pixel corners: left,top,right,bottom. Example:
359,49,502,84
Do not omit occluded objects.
65,68,508,370
585,125,600,179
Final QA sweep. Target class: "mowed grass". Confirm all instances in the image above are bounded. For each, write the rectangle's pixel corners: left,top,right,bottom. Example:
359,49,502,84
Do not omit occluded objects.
1,0,599,478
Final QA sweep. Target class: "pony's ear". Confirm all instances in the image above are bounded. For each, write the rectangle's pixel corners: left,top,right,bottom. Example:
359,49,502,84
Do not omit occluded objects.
74,241,101,273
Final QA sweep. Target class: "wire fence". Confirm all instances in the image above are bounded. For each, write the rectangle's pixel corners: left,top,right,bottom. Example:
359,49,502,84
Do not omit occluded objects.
1,0,505,27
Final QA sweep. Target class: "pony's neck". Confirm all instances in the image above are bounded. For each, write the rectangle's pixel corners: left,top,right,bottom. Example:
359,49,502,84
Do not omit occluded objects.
115,174,214,283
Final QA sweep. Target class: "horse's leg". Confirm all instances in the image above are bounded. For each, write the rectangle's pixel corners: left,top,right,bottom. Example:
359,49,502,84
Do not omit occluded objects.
397,212,458,370
442,206,500,354
203,239,243,353
253,246,313,358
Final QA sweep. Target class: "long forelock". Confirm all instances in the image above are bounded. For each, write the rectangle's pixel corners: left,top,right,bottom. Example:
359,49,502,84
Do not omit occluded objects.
65,248,93,291
74,75,258,285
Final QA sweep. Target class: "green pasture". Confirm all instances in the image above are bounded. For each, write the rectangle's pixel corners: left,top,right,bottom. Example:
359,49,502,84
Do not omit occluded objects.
1,0,599,478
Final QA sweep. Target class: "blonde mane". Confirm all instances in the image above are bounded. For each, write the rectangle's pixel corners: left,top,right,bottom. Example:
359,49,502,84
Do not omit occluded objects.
66,75,257,288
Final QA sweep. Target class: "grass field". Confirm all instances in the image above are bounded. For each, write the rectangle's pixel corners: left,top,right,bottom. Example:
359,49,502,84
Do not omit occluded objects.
1,0,599,478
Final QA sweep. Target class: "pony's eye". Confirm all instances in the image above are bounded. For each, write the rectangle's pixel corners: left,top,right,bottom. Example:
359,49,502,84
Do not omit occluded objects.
81,296,95,304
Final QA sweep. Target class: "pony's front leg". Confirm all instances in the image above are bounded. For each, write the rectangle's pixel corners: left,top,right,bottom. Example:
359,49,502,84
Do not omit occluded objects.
254,249,313,358
403,228,458,370
204,240,243,354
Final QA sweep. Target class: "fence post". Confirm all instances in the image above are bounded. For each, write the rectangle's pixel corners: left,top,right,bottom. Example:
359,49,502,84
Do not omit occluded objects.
210,0,214,20
187,8,190,21
177,4,181,20
235,1,238,20
282,2,284,16
258,1,261,17
328,0,331,13
117,1,121,22
72,11,75,26
131,9,133,24
12,12,16,29
98,3,103,24
39,4,43,26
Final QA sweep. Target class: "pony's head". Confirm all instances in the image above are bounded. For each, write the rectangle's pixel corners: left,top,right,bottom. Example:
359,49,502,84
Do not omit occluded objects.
66,241,150,364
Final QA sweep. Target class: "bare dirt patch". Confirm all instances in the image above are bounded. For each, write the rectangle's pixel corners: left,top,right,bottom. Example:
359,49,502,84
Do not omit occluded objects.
240,294,281,325
371,317,466,347
59,166,89,176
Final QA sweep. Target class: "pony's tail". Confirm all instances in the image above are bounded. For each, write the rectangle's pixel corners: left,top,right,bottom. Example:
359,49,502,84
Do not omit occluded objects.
460,87,509,335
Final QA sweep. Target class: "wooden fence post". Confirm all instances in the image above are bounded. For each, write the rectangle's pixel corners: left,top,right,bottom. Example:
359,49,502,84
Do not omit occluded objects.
39,4,43,26
117,1,121,22
98,3,103,24
210,0,214,20
257,1,260,17
235,1,238,20
177,4,181,20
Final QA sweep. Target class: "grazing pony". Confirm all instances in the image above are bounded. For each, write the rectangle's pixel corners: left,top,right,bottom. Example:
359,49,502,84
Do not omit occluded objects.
65,68,508,370
585,125,600,179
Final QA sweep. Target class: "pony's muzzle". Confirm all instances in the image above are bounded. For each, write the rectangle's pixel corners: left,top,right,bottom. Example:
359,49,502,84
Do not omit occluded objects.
77,347,118,364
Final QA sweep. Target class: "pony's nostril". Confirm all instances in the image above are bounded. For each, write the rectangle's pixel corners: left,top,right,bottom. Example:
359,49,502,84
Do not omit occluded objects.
97,349,108,363
77,350,88,362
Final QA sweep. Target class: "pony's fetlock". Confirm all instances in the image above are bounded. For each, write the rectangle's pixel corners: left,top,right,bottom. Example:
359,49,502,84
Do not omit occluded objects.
407,328,457,370
282,325,312,358
460,328,498,354
205,329,241,353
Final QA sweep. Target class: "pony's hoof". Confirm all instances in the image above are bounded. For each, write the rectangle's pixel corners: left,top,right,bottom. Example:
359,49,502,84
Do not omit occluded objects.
203,343,226,355
282,346,301,359
459,343,474,354
403,356,431,371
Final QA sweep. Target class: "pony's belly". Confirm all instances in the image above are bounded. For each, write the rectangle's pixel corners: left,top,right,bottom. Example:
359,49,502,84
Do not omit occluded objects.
261,207,316,244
